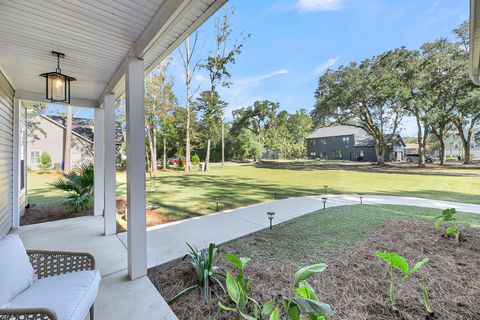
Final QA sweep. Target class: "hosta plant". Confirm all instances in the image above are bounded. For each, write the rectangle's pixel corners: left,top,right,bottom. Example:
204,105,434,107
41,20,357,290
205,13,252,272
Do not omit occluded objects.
434,208,460,242
219,254,333,320
376,251,431,313
169,243,224,302
50,164,94,212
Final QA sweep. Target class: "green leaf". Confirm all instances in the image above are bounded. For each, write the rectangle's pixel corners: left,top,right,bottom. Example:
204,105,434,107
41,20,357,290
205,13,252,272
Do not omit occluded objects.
261,300,275,316
239,311,257,320
445,226,457,235
225,271,240,304
404,258,428,279
293,263,328,287
226,252,251,271
269,308,280,320
293,297,334,317
434,218,442,229
253,303,259,319
282,298,300,320
376,251,409,274
218,301,236,311
295,281,318,300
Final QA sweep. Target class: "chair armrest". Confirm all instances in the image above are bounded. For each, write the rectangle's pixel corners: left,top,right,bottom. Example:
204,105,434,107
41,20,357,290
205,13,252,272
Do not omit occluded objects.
27,250,95,279
0,307,57,320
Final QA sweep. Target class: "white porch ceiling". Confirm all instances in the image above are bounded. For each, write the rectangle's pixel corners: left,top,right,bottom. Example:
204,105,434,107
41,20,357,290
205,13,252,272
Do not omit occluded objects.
0,0,226,107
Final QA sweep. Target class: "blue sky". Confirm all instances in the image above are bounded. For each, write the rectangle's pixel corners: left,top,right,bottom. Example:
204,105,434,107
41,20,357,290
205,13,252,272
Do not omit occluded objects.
55,0,468,136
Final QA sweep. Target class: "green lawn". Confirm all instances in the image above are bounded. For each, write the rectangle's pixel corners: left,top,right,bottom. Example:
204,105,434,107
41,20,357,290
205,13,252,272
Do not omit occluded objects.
223,204,480,264
28,165,480,221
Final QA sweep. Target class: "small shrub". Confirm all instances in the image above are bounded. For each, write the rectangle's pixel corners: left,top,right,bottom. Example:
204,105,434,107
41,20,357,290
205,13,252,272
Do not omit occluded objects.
50,164,94,212
434,208,460,241
39,152,52,171
191,153,201,166
178,158,185,169
169,243,224,302
376,251,430,313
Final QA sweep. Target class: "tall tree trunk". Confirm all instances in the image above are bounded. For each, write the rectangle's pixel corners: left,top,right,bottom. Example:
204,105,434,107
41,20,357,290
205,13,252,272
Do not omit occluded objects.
185,37,191,173
374,141,386,166
438,131,446,166
415,116,426,167
221,116,225,168
163,138,167,170
454,118,474,165
204,139,211,172
64,105,72,172
151,128,157,171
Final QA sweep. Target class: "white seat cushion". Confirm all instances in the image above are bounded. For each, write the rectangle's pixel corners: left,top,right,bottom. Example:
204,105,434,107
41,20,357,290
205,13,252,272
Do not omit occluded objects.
0,234,36,307
8,270,101,320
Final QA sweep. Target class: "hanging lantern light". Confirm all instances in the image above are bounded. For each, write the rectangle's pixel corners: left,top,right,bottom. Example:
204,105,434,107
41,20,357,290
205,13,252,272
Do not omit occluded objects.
39,51,76,104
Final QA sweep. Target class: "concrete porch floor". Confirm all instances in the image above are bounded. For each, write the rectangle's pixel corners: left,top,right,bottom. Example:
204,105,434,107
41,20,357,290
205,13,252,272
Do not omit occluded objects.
12,194,480,320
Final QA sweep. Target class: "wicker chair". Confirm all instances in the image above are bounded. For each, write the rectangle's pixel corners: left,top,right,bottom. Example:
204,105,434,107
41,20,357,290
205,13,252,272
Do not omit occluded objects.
0,250,96,320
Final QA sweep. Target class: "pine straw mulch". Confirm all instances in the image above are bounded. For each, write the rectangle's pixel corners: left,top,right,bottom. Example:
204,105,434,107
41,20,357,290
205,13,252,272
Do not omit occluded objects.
148,220,480,320
21,204,91,225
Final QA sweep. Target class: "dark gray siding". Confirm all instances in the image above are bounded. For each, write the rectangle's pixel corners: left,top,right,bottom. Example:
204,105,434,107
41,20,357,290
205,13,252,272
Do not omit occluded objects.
0,71,14,237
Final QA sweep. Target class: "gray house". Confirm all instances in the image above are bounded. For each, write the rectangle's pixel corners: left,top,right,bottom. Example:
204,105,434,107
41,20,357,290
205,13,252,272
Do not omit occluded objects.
306,125,405,162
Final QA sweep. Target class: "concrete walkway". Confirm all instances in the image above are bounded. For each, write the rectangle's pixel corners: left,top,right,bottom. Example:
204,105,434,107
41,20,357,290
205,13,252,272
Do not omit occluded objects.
13,195,480,320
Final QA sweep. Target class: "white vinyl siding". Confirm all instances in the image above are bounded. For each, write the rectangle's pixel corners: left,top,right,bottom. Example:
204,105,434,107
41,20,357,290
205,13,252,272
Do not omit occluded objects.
0,71,14,237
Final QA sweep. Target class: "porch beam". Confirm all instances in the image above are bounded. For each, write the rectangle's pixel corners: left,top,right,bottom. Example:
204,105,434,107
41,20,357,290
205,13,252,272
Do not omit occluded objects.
12,97,20,229
104,95,117,235
15,90,98,109
93,108,105,217
126,57,147,280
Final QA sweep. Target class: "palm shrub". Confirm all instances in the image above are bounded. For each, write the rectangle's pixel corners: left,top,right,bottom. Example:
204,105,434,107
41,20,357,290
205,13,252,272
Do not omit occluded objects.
169,243,225,302
191,153,201,166
50,164,94,212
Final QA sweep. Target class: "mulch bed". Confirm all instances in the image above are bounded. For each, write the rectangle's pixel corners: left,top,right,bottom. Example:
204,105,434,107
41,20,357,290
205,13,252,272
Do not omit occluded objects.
148,220,480,320
21,204,91,226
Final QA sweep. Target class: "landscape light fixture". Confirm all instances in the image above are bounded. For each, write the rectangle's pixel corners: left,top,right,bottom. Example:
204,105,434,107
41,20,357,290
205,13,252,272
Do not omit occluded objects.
40,51,76,104
359,194,364,205
321,197,327,210
324,185,328,195
214,196,220,212
267,211,275,230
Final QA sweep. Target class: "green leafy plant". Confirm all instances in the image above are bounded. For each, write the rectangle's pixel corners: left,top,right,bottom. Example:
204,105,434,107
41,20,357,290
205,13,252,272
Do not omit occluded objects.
434,208,460,241
191,153,201,166
39,151,52,171
169,243,224,302
376,251,430,312
219,254,333,320
50,164,94,212
178,158,185,169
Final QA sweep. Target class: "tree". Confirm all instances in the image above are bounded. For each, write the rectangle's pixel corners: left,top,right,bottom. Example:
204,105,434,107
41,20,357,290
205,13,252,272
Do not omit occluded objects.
144,62,177,172
39,152,52,171
202,6,249,169
286,109,314,158
179,33,201,173
63,105,72,172
313,48,410,165
23,101,47,143
231,100,278,161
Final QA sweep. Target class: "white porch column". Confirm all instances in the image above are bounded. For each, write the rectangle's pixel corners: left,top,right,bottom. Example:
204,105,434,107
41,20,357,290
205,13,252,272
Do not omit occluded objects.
12,98,20,229
104,95,117,235
126,57,147,280
93,108,105,217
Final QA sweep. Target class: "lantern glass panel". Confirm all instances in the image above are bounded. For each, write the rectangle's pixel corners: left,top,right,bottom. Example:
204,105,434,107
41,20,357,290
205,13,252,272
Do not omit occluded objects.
48,74,66,101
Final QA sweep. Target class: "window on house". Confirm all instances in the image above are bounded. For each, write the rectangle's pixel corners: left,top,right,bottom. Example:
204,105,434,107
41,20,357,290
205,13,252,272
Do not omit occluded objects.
360,150,365,157
334,150,342,158
310,140,316,146
31,151,40,164
321,139,326,145
342,137,350,144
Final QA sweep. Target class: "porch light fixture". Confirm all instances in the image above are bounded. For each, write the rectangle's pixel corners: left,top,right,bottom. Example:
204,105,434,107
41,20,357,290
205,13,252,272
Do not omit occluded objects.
267,211,275,230
321,197,327,210
39,51,76,104
359,194,364,205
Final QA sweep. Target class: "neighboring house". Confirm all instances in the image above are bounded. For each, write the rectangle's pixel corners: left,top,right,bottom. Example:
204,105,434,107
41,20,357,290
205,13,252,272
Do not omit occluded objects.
28,115,94,170
445,129,480,160
306,125,405,162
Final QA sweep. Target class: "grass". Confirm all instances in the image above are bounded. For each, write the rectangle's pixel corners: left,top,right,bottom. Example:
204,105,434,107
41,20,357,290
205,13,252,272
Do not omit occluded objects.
223,204,480,264
28,165,480,221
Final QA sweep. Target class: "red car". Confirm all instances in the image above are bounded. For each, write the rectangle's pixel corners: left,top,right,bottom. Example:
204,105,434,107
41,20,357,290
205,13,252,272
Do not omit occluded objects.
168,157,185,165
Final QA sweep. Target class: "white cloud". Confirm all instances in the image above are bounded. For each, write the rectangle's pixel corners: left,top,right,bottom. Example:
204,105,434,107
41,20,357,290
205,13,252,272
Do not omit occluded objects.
226,69,289,96
195,74,207,82
314,56,340,75
297,0,344,12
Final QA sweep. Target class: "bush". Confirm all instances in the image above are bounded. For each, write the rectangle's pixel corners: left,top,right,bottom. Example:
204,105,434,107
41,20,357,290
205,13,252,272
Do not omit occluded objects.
39,152,52,171
50,164,94,212
178,158,185,169
191,153,201,166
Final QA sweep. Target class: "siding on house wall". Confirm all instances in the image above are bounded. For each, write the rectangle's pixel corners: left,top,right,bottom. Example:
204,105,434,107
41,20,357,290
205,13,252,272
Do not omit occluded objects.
0,71,14,237
28,116,93,170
